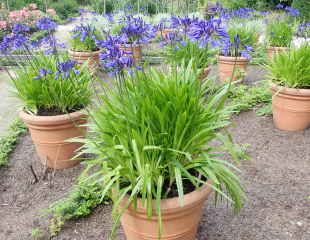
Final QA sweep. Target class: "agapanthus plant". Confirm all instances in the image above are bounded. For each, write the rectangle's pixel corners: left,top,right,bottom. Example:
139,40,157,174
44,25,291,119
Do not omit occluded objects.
118,15,156,44
220,23,257,59
96,35,134,76
297,21,310,39
266,17,295,47
0,18,93,115
70,23,101,51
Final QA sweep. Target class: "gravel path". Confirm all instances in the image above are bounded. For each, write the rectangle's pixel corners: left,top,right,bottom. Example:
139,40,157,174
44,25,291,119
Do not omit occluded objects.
0,111,309,240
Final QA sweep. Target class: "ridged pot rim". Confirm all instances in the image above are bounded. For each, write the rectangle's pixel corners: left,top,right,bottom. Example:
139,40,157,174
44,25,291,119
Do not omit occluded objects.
122,180,213,215
267,46,289,50
68,49,101,56
271,83,310,96
218,55,249,64
19,109,87,126
119,43,142,48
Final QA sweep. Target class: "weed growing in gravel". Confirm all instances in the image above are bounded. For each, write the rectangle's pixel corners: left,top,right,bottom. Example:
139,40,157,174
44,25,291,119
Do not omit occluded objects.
228,81,272,115
47,175,109,237
0,118,27,167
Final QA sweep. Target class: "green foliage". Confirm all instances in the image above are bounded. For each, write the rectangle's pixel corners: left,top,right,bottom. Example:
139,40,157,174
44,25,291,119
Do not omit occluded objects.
0,118,27,167
49,0,79,20
266,44,310,88
90,0,114,14
292,0,310,20
80,63,246,238
228,82,272,114
266,18,295,47
220,0,248,9
47,177,107,236
165,40,216,70
12,53,93,114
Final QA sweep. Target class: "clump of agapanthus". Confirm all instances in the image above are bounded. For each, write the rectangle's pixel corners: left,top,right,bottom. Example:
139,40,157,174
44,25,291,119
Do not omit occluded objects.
220,34,253,59
70,23,100,51
275,4,300,17
96,35,134,76
219,7,255,20
119,15,156,44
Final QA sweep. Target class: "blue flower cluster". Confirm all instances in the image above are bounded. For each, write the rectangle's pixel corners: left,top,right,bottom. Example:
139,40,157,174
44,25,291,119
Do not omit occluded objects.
276,4,300,17
71,24,97,42
119,16,156,44
97,35,134,76
36,17,57,31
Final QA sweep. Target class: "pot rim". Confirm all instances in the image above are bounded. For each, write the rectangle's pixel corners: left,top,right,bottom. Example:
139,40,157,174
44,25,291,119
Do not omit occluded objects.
218,55,249,63
267,46,289,50
19,109,87,126
68,49,101,55
271,83,310,96
123,180,213,214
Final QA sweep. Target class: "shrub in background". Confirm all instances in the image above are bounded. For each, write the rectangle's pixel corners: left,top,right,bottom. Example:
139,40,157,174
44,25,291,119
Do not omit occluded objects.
49,0,79,20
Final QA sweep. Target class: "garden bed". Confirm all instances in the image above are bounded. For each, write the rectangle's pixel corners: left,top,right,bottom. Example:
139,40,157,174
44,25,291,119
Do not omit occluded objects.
0,111,309,240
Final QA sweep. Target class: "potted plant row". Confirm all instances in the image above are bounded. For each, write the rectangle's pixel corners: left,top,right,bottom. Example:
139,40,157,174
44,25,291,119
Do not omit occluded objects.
0,18,93,169
267,43,310,131
79,54,246,239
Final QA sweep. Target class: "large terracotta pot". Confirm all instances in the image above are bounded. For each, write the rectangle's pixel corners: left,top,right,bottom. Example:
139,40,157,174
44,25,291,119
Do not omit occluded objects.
218,55,249,82
20,110,87,169
119,44,142,63
68,49,100,73
120,181,213,240
271,83,310,131
267,46,289,59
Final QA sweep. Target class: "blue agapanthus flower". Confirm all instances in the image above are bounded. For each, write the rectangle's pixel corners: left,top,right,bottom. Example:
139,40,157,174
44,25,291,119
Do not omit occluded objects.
188,18,229,47
12,24,30,34
56,60,77,79
119,16,156,44
220,34,253,59
0,34,28,52
36,17,57,31
285,6,300,17
71,23,97,42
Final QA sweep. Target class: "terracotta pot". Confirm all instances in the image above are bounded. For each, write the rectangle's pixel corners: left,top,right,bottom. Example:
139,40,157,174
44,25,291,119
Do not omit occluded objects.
157,28,175,39
120,181,213,240
271,83,310,131
68,49,100,73
20,110,87,169
267,46,289,59
199,66,211,81
119,44,142,63
218,55,249,82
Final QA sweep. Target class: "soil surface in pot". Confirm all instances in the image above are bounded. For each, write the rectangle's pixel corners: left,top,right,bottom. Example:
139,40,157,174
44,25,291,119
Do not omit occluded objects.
1,111,309,240
36,107,83,116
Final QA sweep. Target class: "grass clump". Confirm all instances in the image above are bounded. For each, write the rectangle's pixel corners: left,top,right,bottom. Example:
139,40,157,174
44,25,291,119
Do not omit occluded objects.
0,118,27,167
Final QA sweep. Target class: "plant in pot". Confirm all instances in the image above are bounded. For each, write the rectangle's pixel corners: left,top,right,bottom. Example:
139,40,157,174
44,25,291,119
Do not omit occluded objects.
217,23,257,82
78,44,246,238
117,15,156,63
68,23,102,73
266,17,294,59
267,43,310,131
0,18,93,169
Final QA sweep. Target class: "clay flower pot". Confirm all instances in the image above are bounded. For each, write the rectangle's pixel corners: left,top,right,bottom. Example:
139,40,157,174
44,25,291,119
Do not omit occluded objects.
267,46,289,59
120,181,212,240
68,49,100,73
218,55,249,82
20,110,87,169
158,28,175,39
119,44,142,63
271,83,310,131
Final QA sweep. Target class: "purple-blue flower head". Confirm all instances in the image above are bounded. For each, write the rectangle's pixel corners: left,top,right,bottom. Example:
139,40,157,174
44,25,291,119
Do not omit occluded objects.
56,60,77,79
12,24,30,34
36,17,57,31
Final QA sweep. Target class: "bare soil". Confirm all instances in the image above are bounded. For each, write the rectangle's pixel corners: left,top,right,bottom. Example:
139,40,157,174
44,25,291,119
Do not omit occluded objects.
0,110,309,240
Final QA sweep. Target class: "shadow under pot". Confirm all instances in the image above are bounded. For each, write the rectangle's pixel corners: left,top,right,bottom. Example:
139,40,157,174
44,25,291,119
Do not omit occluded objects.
266,46,289,59
271,83,310,131
68,49,101,74
120,180,212,240
218,55,249,82
19,110,87,169
119,44,142,64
